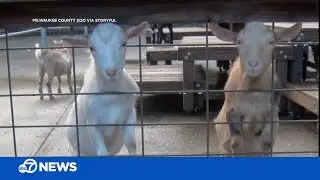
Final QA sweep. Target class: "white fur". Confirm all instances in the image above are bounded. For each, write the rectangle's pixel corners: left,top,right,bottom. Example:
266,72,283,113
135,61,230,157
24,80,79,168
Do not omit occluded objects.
63,22,150,156
35,41,74,100
34,43,42,61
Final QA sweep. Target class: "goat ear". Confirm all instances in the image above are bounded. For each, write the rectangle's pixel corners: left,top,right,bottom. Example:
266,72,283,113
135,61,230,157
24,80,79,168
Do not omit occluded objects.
61,35,89,46
275,23,302,42
125,21,151,40
208,22,237,43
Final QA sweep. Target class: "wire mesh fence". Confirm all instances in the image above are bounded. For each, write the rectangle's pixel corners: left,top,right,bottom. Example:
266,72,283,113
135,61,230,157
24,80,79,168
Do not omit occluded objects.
0,21,318,157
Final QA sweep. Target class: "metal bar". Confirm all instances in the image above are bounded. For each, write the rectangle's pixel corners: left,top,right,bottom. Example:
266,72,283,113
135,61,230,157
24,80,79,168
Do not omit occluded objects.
0,26,72,39
0,27,41,38
138,36,145,156
1,41,318,50
40,27,47,48
5,27,18,157
71,47,81,156
0,88,318,97
205,22,210,156
84,26,88,35
270,22,275,157
0,119,318,129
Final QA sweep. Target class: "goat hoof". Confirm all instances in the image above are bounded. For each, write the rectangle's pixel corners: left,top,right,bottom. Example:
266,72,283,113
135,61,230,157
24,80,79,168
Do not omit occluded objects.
40,96,44,100
49,96,54,100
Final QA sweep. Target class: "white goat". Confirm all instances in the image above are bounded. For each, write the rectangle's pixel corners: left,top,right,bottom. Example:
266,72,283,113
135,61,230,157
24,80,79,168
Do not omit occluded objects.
35,41,74,100
62,22,150,156
209,22,302,156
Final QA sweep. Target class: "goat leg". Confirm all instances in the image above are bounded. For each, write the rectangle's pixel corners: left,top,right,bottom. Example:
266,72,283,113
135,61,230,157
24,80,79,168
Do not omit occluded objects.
124,108,137,155
88,126,109,156
167,23,173,44
67,71,74,93
46,75,55,100
57,76,62,94
38,67,45,100
260,110,279,157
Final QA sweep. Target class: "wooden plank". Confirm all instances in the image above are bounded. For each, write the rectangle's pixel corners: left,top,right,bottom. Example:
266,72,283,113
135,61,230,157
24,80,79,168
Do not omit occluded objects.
146,35,295,61
124,63,205,92
178,36,294,61
0,0,318,28
264,22,319,29
284,82,319,115
125,64,183,91
181,36,233,45
265,22,319,42
146,46,179,62
126,64,183,82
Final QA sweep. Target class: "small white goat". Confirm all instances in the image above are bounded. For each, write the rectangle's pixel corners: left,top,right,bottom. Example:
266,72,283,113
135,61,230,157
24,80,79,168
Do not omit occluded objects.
62,22,150,156
35,41,74,100
209,22,302,156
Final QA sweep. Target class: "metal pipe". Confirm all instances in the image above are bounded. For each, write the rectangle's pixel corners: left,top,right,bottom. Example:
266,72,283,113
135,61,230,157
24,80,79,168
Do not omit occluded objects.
84,26,88,35
0,28,41,38
0,26,70,39
40,27,47,48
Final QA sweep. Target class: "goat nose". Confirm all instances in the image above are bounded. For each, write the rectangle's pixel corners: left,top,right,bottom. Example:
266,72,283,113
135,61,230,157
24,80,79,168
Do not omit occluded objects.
105,69,118,77
248,61,258,67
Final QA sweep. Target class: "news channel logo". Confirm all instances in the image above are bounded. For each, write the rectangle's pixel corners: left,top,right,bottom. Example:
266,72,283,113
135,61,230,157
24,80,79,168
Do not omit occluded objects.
18,158,77,174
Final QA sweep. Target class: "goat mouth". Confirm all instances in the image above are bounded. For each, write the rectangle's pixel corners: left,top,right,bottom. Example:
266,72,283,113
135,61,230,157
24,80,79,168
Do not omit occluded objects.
246,68,261,77
109,78,117,81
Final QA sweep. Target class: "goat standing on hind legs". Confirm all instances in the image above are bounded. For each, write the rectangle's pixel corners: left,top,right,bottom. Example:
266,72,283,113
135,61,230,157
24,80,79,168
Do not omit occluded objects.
209,22,302,156
35,41,73,100
62,21,150,156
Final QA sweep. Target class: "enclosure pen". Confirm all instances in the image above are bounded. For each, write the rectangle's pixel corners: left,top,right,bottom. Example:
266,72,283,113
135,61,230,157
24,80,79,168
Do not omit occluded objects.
0,0,319,157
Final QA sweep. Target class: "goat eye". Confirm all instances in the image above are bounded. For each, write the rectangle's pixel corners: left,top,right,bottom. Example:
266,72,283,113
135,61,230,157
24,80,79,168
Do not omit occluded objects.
89,46,95,52
254,130,263,137
236,40,242,44
122,42,127,47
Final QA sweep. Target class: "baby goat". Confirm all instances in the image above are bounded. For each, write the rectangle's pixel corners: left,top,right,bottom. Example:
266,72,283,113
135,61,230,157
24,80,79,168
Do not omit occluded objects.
62,22,150,156
35,41,73,100
209,22,302,156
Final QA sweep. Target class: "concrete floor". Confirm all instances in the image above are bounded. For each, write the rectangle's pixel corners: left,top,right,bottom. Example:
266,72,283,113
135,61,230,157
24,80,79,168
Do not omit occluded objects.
0,35,319,157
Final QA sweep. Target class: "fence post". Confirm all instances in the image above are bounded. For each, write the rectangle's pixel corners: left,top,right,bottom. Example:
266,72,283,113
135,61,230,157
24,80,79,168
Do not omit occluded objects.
40,27,47,48
84,26,88,35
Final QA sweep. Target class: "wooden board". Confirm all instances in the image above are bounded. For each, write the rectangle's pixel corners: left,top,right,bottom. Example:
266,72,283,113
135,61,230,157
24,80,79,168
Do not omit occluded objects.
177,36,293,61
264,22,319,42
284,82,319,115
125,63,205,92
125,64,183,91
126,64,183,82
146,36,294,61
264,22,319,29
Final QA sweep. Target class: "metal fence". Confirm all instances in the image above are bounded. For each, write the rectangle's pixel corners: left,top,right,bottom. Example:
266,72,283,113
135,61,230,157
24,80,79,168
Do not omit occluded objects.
0,21,318,157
